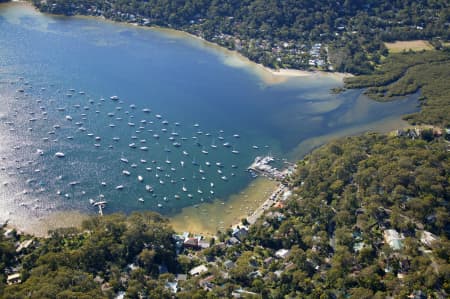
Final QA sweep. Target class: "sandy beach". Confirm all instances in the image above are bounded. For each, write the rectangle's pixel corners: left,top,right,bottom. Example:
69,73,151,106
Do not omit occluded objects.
169,177,278,236
6,210,90,237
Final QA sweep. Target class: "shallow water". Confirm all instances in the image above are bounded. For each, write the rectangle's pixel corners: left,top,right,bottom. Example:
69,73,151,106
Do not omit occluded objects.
0,2,419,232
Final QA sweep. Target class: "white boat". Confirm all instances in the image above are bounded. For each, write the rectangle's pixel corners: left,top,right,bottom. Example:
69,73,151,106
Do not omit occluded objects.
232,148,240,154
65,115,72,121
138,198,144,202
129,143,136,148
205,161,211,166
138,175,143,182
233,134,240,138
140,146,148,151
182,150,189,156
120,157,129,163
223,142,231,147
115,185,124,190
54,152,65,158
252,145,259,149
145,185,153,192
142,108,151,113
155,114,162,119
180,161,185,167
182,185,187,192
122,170,131,176
140,159,147,163
110,95,119,101
113,137,120,141
221,176,228,181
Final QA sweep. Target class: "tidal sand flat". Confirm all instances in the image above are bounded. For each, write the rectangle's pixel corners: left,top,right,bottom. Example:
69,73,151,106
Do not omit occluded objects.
170,177,278,236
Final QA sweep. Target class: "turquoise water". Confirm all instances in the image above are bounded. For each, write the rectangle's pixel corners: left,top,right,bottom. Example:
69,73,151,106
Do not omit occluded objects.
0,3,419,225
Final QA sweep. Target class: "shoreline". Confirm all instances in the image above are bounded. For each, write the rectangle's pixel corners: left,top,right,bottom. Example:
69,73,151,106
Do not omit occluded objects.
2,1,352,86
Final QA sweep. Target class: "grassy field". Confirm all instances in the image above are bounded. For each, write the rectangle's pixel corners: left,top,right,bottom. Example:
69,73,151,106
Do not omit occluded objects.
384,40,434,53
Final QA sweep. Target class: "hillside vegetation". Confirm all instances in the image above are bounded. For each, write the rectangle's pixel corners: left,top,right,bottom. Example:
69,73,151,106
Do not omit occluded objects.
31,0,450,73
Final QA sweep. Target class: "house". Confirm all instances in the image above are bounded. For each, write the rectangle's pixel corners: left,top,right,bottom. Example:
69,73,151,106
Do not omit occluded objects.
199,275,215,290
16,239,34,253
227,237,240,245
165,281,178,293
198,239,210,249
232,227,248,242
7,273,21,285
223,260,235,270
384,229,404,250
189,264,208,276
184,238,200,249
275,249,290,259
263,257,274,265
420,231,438,248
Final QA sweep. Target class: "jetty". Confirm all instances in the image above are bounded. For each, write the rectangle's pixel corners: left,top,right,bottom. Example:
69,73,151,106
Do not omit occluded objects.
93,201,107,216
247,156,289,181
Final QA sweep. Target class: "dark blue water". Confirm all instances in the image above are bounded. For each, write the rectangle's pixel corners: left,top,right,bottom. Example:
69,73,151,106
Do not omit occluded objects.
0,3,419,225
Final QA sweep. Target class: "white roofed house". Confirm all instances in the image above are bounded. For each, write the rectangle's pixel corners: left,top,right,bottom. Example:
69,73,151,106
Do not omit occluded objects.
189,264,208,276
275,249,291,259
